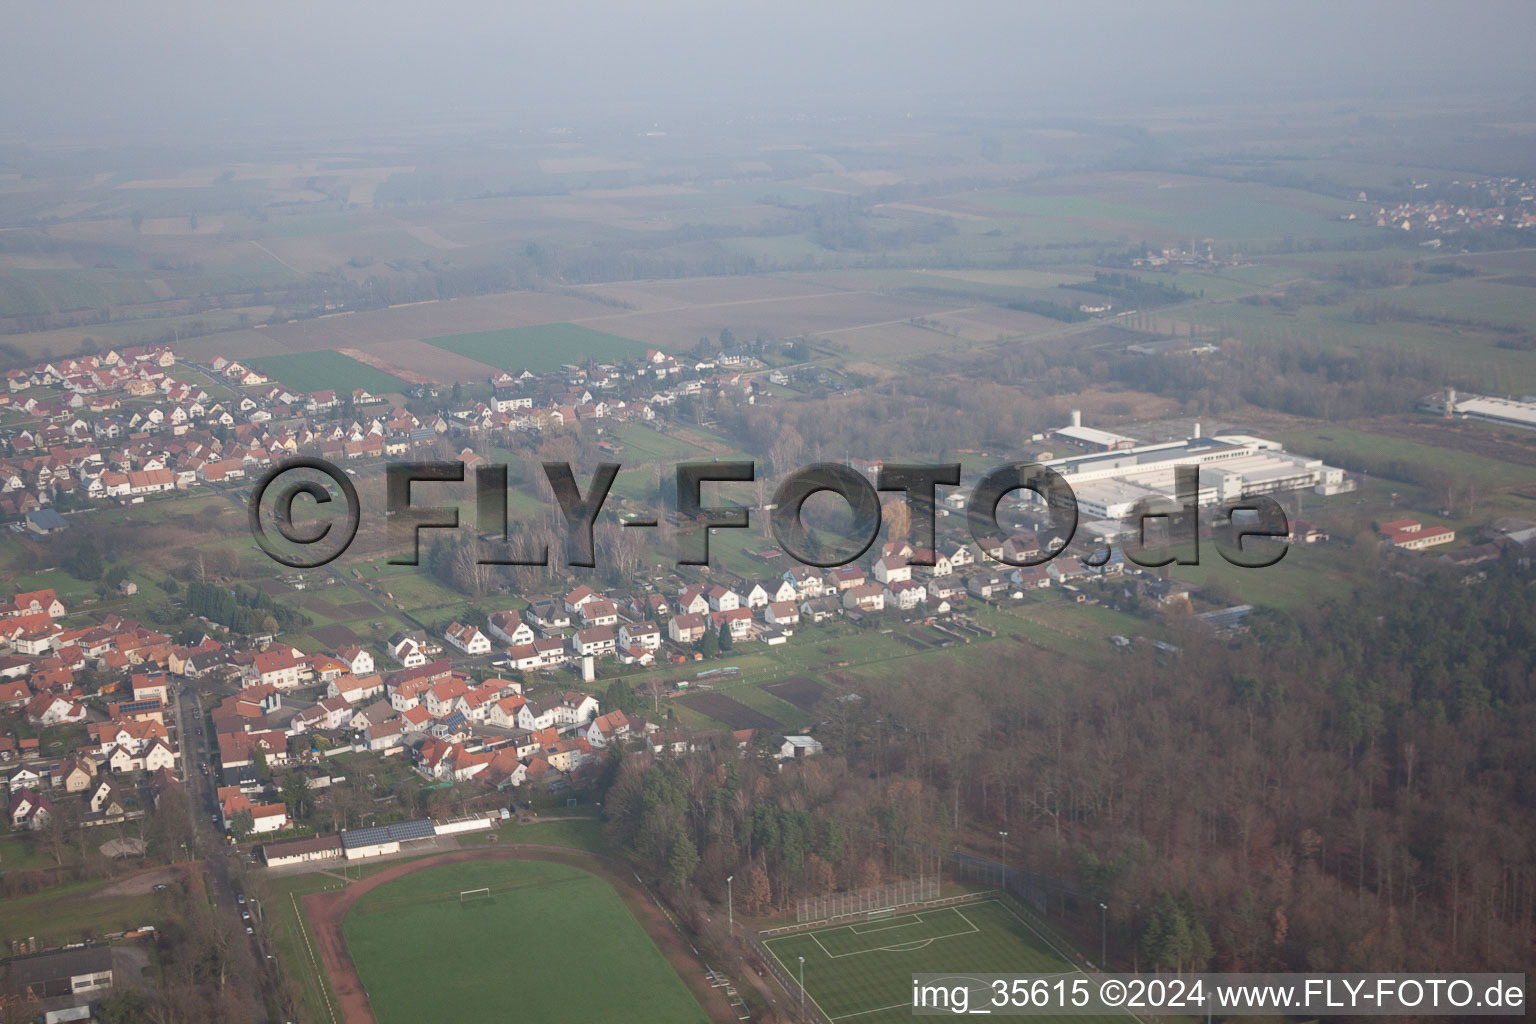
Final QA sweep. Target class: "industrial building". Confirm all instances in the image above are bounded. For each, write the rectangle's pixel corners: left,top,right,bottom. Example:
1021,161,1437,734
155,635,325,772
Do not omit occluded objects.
1038,418,1353,523
1422,388,1536,430
1051,409,1139,451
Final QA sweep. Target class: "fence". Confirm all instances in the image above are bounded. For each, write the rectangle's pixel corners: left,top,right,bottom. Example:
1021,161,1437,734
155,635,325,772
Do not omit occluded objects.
753,889,1001,1023
793,875,941,924
948,851,1103,942
747,931,829,1024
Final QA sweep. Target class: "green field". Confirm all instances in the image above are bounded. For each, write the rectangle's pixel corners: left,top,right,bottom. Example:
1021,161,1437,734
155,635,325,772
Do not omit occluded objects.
763,898,1130,1024
421,322,652,373
0,877,161,949
343,858,707,1024
249,350,407,395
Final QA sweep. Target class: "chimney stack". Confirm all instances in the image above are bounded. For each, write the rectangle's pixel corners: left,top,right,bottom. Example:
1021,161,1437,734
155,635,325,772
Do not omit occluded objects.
1193,421,1201,438
1070,409,1081,428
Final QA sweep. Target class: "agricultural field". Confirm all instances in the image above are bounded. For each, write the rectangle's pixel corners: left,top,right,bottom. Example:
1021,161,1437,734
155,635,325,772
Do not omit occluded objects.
763,898,1131,1024
970,174,1363,246
249,350,407,395
675,691,784,731
342,858,708,1024
422,321,651,372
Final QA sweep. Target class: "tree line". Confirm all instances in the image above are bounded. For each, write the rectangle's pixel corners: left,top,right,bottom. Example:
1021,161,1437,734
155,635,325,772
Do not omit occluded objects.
598,555,1536,975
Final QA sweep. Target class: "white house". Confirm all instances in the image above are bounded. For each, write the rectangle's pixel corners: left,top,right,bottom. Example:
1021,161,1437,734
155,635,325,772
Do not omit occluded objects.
676,586,709,616
842,584,886,612
585,710,631,748
669,613,709,644
885,579,928,611
943,542,976,568
386,633,428,668
783,567,826,599
336,645,374,675
489,695,528,729
578,599,619,627
487,611,536,647
571,626,616,658
253,649,304,690
618,621,661,652
444,622,492,656
764,601,800,629
327,673,385,704
563,586,599,614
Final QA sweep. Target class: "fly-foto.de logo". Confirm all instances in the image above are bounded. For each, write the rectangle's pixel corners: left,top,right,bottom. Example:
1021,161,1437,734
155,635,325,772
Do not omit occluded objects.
247,458,1290,572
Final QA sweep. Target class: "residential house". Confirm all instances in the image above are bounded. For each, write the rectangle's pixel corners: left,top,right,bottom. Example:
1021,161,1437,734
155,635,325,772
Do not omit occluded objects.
765,601,800,629
668,613,708,645
707,585,741,612
842,583,886,612
572,626,616,658
872,555,911,585
617,621,661,652
487,610,536,647
444,622,492,656
336,645,374,675
386,633,428,668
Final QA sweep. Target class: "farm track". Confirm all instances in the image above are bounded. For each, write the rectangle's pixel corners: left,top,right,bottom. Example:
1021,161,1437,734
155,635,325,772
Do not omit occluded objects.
300,843,739,1024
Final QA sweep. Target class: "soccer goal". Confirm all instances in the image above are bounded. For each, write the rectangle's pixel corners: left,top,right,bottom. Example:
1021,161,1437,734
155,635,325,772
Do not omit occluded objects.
459,887,492,905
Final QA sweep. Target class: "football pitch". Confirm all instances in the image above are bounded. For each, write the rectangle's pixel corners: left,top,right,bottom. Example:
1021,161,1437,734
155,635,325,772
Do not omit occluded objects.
341,858,708,1024
762,899,1131,1024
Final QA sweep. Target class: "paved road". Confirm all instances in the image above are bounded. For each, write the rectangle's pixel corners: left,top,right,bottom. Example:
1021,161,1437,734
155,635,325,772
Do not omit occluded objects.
172,682,287,1021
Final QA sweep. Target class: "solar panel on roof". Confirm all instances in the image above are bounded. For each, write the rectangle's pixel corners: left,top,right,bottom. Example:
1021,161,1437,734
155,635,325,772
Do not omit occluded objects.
340,825,390,849
387,819,435,841
339,818,434,849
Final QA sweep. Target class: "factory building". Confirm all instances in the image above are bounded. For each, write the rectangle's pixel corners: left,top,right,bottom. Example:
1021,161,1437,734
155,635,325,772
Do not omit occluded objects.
1036,417,1353,523
1422,388,1536,431
1051,409,1139,451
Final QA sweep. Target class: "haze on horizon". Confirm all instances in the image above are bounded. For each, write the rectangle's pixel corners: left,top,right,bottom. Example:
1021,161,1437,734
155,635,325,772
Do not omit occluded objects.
4,0,1536,145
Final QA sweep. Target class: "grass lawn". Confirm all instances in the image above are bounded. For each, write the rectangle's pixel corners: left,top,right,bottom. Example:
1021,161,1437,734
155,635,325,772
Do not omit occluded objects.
249,350,407,396
606,421,709,462
1271,423,1536,491
0,567,96,601
269,873,347,1024
0,877,161,948
500,817,610,852
763,898,1131,1024
343,858,707,1024
422,322,652,374
0,833,65,871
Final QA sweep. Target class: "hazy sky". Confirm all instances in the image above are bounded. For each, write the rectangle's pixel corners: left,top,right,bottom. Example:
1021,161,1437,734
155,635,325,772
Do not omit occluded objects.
4,1,1536,142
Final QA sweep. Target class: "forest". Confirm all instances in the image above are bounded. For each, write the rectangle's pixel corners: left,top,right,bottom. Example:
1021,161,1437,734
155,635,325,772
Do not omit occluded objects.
600,556,1536,974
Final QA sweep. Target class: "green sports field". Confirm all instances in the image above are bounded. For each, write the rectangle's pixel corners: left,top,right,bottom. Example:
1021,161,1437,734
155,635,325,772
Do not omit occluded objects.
421,322,652,373
249,350,406,395
342,859,708,1024
763,899,1131,1024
